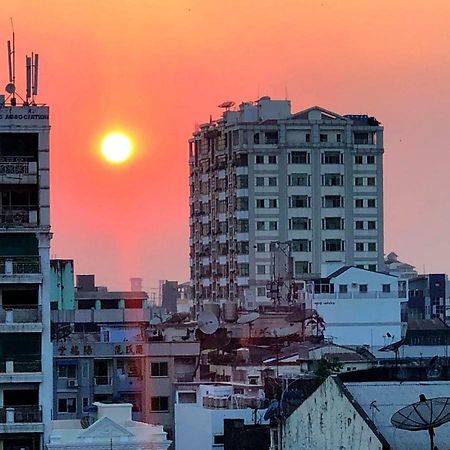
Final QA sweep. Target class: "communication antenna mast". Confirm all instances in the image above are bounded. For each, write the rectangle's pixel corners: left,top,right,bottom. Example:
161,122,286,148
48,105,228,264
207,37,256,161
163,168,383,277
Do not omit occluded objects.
25,52,39,104
6,18,16,105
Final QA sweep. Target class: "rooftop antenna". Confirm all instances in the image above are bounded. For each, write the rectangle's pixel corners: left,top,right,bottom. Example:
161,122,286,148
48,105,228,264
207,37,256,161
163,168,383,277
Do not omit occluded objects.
6,18,16,105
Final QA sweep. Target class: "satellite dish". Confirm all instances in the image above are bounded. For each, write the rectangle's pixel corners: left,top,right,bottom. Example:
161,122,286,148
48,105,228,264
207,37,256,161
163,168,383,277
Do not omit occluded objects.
218,101,235,109
197,311,219,335
237,313,260,324
391,395,450,450
5,83,15,94
80,414,97,429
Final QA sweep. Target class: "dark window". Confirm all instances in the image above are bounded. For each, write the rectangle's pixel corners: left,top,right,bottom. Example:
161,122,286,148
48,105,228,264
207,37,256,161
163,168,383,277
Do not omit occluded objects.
339,284,348,293
355,221,364,230
359,284,368,293
58,398,77,413
367,177,376,186
253,133,260,144
354,155,363,164
151,362,168,377
354,177,364,186
291,151,308,164
290,173,309,186
320,134,328,142
368,242,376,252
256,199,265,208
265,132,278,144
255,177,264,186
268,177,277,186
368,264,377,272
295,261,310,275
268,199,278,208
305,133,311,143
323,174,342,186
323,217,343,230
367,155,375,164
268,155,277,164
58,364,77,378
255,155,264,164
336,133,341,143
355,242,364,251
324,196,343,208
269,221,278,230
151,396,169,411
355,199,364,208
323,239,343,252
236,175,248,188
354,132,369,144
291,195,309,208
237,219,249,233
214,435,225,445
367,199,376,208
323,152,341,164
382,284,391,293
292,239,309,252
290,217,309,230
368,221,376,230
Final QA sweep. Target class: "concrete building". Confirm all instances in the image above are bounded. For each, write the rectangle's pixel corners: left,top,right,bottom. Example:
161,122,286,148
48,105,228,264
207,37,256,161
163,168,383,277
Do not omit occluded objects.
174,384,268,450
311,266,404,346
0,101,53,448
48,402,171,449
160,280,179,313
282,375,450,450
189,98,385,309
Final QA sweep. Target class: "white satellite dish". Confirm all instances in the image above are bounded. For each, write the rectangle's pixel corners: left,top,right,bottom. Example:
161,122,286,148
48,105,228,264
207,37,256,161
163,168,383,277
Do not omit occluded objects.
197,311,219,335
237,312,260,324
5,83,15,94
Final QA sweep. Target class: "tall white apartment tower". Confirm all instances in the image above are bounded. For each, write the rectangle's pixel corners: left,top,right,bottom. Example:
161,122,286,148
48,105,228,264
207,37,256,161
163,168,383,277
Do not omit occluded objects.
0,97,52,446
189,98,384,310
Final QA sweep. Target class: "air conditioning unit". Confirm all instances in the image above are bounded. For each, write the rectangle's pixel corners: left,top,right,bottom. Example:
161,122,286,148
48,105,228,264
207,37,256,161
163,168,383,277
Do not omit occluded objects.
67,379,78,388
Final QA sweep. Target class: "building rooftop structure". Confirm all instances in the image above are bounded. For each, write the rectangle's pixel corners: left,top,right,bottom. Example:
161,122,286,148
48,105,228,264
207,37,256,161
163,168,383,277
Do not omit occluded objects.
47,402,171,449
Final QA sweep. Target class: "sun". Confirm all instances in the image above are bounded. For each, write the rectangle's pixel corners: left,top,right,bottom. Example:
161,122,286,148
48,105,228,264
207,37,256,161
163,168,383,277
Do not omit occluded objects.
101,132,133,163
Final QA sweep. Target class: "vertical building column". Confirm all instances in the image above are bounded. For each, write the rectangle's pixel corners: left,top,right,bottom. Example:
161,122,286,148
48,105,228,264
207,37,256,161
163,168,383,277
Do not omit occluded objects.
311,124,321,276
376,129,385,270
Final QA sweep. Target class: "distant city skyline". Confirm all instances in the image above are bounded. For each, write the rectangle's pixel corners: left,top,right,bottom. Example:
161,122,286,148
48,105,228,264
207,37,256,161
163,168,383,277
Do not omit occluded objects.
3,0,450,291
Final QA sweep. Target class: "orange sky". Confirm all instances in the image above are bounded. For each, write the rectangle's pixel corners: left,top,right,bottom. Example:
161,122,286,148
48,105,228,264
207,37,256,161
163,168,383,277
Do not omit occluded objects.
2,0,450,291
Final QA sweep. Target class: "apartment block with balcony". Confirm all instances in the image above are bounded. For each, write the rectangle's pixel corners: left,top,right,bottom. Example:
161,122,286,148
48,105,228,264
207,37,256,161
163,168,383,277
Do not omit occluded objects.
189,97,385,309
0,106,52,450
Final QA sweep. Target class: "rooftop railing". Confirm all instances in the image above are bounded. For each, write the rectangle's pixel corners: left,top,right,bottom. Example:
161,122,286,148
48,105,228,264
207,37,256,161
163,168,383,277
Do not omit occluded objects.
314,291,404,300
0,257,41,275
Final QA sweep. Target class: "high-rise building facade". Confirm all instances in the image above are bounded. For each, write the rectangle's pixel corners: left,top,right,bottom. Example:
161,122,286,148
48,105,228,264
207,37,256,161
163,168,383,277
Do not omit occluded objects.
189,97,384,310
0,103,52,448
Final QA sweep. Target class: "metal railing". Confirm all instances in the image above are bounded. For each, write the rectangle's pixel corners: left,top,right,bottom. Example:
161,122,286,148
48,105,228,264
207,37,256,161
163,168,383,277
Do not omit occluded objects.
0,208,38,226
0,405,42,423
0,157,34,175
314,291,403,300
202,395,268,410
0,360,41,373
0,257,41,275
0,305,41,323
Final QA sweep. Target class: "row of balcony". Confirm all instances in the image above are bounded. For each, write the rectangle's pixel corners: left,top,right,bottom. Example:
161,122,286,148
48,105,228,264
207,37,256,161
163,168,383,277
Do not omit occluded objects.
0,157,37,176
0,405,42,423
0,306,41,324
0,208,38,227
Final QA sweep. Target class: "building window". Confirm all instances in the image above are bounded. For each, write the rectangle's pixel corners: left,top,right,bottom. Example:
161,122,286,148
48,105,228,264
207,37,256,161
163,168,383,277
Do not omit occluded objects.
58,398,77,413
339,284,348,293
265,132,279,144
257,287,266,296
323,174,342,186
368,221,376,230
291,151,309,164
290,217,310,230
320,133,328,143
382,284,391,293
359,284,368,293
290,173,309,186
256,177,264,186
238,263,249,276
256,221,265,231
355,199,364,208
367,177,376,186
213,435,225,445
322,151,341,164
292,239,309,252
367,199,376,208
237,219,249,233
256,243,266,252
368,264,377,272
253,132,260,144
291,195,309,208
236,175,248,188
151,397,169,412
268,155,277,164
237,242,249,255
256,265,266,275
323,239,343,252
58,364,77,379
268,177,277,186
236,197,248,211
151,362,168,377
82,397,89,411
354,177,364,186
269,221,278,231
367,155,375,164
324,195,343,208
368,242,377,252
323,217,343,230
355,242,364,252
336,133,341,143
256,199,265,208
354,155,363,164
295,261,310,275
255,155,264,164
355,221,364,230
305,133,311,143
268,199,278,208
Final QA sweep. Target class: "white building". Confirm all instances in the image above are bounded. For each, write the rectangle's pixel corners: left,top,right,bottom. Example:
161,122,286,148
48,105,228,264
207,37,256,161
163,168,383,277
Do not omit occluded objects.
174,384,268,450
282,375,450,450
48,402,171,449
189,98,385,309
0,98,53,448
312,266,404,346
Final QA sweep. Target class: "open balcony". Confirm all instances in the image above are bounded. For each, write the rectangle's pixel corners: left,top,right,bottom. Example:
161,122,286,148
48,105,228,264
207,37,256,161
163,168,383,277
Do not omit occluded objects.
0,257,41,283
0,306,42,332
0,405,43,434
0,157,38,184
0,208,39,227
0,360,42,383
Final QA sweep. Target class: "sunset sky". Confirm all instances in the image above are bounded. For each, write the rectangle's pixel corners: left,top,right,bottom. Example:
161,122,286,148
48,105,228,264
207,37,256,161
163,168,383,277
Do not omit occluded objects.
2,0,450,292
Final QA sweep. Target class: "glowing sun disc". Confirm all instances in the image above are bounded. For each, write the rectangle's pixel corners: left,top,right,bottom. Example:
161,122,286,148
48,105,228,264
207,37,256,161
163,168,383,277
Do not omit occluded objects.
101,132,132,163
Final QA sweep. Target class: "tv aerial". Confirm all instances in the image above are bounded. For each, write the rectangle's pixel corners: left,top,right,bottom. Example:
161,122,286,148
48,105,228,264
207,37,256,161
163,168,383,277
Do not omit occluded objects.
197,311,219,335
391,395,450,450
237,312,260,338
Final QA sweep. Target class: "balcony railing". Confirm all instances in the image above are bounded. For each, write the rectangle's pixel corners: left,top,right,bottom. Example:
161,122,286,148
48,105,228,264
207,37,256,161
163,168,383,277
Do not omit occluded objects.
0,208,38,226
0,157,35,175
0,305,41,323
0,405,42,423
94,376,112,386
202,395,268,410
0,257,41,275
313,291,403,300
0,360,41,374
